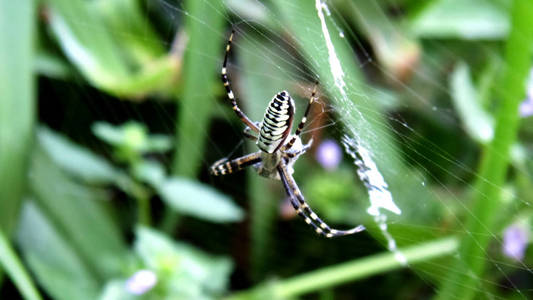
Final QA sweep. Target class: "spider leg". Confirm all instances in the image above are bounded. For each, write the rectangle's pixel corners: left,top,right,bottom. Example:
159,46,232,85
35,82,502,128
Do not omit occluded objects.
210,151,262,176
222,30,260,133
243,126,258,141
285,138,313,159
283,82,319,151
278,159,365,238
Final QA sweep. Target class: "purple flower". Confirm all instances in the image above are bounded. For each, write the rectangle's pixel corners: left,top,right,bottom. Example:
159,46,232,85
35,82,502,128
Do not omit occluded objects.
125,269,157,295
502,224,529,261
316,139,342,170
520,97,533,118
520,68,533,118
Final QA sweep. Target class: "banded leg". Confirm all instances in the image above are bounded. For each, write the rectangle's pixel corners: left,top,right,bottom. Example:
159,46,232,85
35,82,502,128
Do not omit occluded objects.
222,30,260,132
278,159,365,238
243,126,258,141
285,138,313,159
283,82,319,151
210,151,262,176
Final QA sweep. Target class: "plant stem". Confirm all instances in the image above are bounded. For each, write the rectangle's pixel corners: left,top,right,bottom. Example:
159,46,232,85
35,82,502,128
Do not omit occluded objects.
129,170,152,226
160,210,180,234
0,230,42,300
137,194,151,226
436,0,533,299
227,237,457,299
0,0,36,233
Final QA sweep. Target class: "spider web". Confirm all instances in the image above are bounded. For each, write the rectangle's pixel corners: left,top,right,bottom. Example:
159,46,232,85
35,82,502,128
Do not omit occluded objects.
150,0,532,298
40,0,533,298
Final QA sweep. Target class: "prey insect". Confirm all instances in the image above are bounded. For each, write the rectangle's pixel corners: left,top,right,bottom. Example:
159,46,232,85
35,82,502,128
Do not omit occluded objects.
210,30,365,238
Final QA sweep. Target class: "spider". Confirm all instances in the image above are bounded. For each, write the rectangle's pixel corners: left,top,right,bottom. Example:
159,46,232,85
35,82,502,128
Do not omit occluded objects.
209,30,365,238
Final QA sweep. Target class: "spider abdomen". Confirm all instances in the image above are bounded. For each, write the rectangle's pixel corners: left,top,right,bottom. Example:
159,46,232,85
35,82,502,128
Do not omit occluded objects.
257,91,294,153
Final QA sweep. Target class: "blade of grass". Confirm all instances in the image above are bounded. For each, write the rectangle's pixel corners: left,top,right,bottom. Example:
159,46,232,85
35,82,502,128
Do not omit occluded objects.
164,0,226,232
173,0,226,177
0,0,36,234
227,236,458,299
436,0,533,299
0,230,42,300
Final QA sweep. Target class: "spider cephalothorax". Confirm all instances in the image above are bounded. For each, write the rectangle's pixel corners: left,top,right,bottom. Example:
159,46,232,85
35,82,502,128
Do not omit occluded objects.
210,30,365,238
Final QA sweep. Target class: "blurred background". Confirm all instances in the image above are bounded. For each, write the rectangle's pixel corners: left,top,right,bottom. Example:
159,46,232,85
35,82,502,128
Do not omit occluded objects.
1,0,533,299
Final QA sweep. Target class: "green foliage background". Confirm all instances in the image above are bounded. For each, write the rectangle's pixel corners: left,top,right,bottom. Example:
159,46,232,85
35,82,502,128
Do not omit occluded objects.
1,0,533,299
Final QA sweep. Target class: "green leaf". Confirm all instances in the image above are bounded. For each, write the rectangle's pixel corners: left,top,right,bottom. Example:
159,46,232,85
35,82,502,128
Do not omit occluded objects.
450,62,494,143
38,126,120,184
145,134,173,153
17,202,99,300
47,0,179,97
47,0,129,91
132,160,166,187
157,177,244,223
93,121,147,149
30,149,128,279
410,0,510,40
0,0,36,233
94,0,164,65
0,228,42,300
93,121,172,156
135,227,232,296
107,55,180,97
38,126,139,199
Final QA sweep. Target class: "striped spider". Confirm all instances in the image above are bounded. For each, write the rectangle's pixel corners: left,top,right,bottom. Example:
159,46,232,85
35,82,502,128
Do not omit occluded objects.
210,31,365,238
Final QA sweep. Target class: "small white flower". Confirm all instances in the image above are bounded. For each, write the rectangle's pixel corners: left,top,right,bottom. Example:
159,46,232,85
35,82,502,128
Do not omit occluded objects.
125,269,158,295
